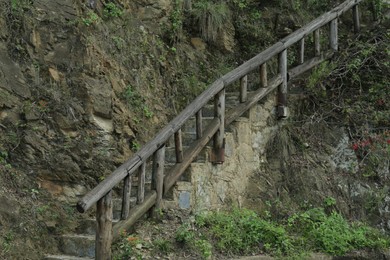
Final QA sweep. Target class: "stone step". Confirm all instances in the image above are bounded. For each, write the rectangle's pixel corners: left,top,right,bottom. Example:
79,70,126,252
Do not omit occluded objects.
59,235,95,258
75,218,119,236
45,255,94,260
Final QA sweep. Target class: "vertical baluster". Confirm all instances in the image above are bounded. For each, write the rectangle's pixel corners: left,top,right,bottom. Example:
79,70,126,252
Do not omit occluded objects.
260,63,268,88
278,49,288,119
196,110,203,139
314,29,321,56
240,75,248,103
96,190,113,260
329,19,338,52
137,163,146,204
353,5,360,33
299,38,305,64
212,89,225,164
175,130,183,163
121,173,132,220
152,145,165,217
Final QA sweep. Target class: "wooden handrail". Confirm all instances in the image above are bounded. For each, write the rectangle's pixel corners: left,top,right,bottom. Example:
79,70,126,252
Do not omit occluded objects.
76,0,367,257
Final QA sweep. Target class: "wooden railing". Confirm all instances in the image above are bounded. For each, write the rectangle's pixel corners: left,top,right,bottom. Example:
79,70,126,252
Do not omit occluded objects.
77,0,368,258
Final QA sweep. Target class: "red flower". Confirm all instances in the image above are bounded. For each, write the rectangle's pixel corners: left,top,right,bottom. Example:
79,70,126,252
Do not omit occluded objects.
352,143,359,150
387,140,390,144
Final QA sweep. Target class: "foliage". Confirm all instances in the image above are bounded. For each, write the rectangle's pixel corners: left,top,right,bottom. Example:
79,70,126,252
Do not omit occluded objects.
304,28,390,179
153,239,173,253
103,2,123,19
195,208,294,256
287,207,390,255
113,233,148,260
173,207,390,258
82,11,100,26
122,85,154,120
192,1,230,43
168,0,184,43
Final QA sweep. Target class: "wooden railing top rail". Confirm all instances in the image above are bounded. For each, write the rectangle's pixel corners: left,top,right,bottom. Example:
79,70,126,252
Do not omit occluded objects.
77,0,363,214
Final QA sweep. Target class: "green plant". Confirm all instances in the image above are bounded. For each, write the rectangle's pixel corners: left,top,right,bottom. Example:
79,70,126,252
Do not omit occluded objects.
111,36,125,50
143,105,154,118
175,223,195,243
113,234,143,260
82,11,99,26
154,238,172,253
1,232,14,254
103,2,123,19
194,239,212,259
196,208,294,255
323,197,336,207
131,141,140,152
192,1,230,43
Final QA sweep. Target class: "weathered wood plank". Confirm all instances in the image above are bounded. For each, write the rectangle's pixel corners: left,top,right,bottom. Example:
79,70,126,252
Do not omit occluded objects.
277,49,288,118
314,29,321,56
299,38,305,64
212,89,225,163
329,18,338,51
196,110,203,139
240,75,248,103
260,63,268,88
164,118,220,193
137,163,146,204
152,146,165,216
121,174,132,220
174,130,183,163
113,192,157,241
96,191,112,260
353,4,360,33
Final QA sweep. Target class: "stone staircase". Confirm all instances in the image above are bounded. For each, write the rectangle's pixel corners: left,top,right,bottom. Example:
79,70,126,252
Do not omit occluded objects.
45,92,241,259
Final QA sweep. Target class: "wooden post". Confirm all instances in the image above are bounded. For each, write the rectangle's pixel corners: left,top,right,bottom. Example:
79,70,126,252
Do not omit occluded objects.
240,75,248,103
137,163,146,204
329,19,338,52
298,38,305,64
260,63,268,88
212,89,225,163
96,191,113,260
121,173,132,220
352,5,360,33
314,29,321,56
152,145,165,217
174,130,183,163
277,49,288,119
196,110,203,139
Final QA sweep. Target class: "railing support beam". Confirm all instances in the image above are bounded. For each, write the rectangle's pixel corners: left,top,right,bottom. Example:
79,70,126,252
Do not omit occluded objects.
277,49,288,119
174,130,183,163
121,174,132,220
314,29,321,56
96,191,113,260
137,163,146,204
299,38,305,64
353,4,360,33
151,145,165,218
240,75,248,103
212,89,225,163
329,19,338,51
